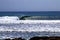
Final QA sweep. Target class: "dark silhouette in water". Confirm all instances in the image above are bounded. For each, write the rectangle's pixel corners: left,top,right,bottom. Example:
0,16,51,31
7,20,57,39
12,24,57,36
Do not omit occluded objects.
5,38,11,40
4,36,60,40
30,36,47,40
5,38,25,40
29,36,60,40
12,38,25,40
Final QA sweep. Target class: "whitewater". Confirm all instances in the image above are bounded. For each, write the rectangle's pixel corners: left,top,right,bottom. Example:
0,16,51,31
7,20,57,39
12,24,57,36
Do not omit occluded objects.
0,16,60,32
0,16,60,39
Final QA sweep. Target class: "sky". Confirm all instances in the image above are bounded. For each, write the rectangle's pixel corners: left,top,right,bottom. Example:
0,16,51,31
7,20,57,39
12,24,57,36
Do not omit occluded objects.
0,0,60,11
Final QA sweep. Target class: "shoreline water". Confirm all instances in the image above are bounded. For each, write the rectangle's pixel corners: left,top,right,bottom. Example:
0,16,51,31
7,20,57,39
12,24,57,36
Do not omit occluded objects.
0,15,60,39
0,31,60,39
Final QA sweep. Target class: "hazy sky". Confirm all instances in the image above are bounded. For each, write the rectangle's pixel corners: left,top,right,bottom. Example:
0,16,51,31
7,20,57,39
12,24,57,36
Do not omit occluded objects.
0,0,60,11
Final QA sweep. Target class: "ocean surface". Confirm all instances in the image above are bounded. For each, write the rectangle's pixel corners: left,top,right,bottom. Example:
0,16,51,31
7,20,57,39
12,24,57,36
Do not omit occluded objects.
0,11,60,40
0,11,60,16
0,22,60,39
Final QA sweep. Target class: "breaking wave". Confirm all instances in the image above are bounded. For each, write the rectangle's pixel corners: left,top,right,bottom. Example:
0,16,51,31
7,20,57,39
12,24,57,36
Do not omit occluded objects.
0,16,60,32
0,22,60,32
0,16,60,39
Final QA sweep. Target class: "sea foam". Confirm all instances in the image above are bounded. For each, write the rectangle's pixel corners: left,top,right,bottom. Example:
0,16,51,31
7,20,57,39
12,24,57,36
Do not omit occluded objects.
0,16,60,32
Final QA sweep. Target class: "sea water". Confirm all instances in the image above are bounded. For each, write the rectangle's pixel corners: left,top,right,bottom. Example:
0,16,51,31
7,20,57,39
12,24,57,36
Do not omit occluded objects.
0,11,60,39
0,11,60,16
0,17,60,39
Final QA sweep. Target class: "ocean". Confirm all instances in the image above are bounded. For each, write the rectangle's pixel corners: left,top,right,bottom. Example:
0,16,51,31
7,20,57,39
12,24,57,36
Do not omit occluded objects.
0,11,60,16
0,11,60,40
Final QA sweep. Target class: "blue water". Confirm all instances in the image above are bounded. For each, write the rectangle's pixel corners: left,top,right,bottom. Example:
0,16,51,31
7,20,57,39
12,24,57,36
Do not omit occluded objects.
0,11,60,16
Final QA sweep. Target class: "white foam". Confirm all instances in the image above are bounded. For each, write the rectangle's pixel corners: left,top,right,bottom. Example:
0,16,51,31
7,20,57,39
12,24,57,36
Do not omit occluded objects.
0,20,60,32
0,16,60,32
0,16,19,20
0,16,20,24
0,16,60,24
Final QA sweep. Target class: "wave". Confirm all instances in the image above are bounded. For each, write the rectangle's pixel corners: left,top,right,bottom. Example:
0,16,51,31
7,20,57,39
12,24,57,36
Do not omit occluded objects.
0,22,60,32
0,16,60,39
0,16,60,32
0,16,19,20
